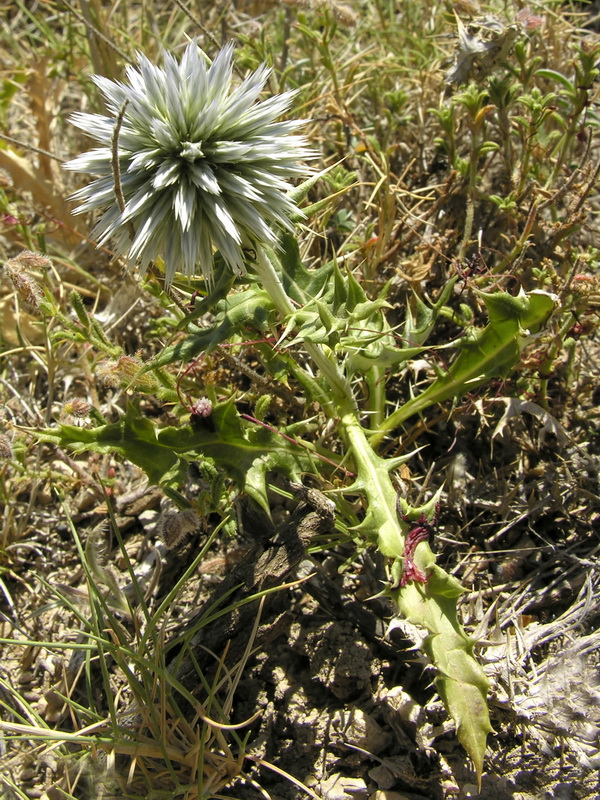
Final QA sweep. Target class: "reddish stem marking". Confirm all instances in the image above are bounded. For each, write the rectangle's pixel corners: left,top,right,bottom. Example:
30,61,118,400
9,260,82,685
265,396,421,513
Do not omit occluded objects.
399,504,439,587
399,526,430,587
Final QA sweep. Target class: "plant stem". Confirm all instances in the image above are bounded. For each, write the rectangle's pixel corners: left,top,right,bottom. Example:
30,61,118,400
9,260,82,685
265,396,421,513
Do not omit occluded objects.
458,126,480,261
254,245,407,558
252,249,492,785
537,312,575,408
254,246,354,409
340,409,406,558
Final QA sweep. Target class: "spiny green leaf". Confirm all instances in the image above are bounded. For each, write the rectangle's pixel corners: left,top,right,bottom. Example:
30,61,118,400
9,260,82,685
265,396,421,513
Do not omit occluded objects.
33,403,181,485
375,289,556,442
332,261,347,314
278,232,334,302
345,266,369,311
394,557,492,787
435,672,493,784
404,278,458,346
149,289,276,369
347,340,426,372
286,165,336,208
33,401,319,512
343,404,492,786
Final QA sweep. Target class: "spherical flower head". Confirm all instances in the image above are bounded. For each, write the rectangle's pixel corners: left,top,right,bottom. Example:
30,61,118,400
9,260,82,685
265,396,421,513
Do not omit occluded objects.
65,42,313,284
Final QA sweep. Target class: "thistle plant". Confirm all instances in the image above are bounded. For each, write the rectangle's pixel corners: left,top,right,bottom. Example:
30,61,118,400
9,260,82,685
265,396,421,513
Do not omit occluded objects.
43,39,569,788
65,41,313,284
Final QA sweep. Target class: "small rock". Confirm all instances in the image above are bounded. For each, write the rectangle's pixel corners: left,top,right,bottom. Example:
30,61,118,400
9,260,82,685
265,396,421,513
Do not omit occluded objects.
320,774,369,800
332,707,392,755
39,687,66,722
36,485,53,505
76,486,100,512
138,508,159,533
382,687,423,726
271,665,291,702
368,764,395,790
41,790,64,800
50,460,76,477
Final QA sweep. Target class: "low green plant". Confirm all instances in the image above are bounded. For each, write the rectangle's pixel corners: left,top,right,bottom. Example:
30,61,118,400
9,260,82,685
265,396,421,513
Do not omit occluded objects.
25,34,568,784
3,2,599,795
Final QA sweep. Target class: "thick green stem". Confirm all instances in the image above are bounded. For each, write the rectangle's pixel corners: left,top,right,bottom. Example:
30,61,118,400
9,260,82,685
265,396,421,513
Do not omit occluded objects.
341,410,406,559
365,365,386,430
254,245,406,557
254,246,355,412
254,246,295,316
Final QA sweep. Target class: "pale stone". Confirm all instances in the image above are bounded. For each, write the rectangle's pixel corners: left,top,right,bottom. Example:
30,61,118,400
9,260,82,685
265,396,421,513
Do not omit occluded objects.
319,773,369,799
332,707,392,755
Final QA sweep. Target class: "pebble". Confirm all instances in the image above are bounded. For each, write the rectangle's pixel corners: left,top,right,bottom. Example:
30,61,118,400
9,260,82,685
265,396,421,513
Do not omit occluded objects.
138,508,160,533
332,707,392,755
319,774,369,799
76,486,99,512
368,764,395,790
40,791,62,800
382,686,423,726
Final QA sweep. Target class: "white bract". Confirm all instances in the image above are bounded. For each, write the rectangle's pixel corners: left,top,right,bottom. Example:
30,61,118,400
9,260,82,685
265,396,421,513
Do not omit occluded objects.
66,42,312,284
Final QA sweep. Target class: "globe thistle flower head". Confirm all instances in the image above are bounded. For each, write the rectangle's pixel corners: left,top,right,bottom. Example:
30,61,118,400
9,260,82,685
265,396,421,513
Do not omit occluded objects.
65,42,313,284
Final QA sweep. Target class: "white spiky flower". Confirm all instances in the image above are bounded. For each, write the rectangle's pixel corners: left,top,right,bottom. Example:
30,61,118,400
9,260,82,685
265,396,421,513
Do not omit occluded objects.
65,42,313,284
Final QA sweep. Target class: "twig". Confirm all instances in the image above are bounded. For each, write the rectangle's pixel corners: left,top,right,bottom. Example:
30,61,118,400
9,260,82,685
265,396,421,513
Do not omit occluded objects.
172,0,245,80
61,0,130,61
0,132,64,163
111,101,129,215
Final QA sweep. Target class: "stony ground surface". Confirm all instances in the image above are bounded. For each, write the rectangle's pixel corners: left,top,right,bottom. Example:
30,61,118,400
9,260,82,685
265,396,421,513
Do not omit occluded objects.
1,364,599,799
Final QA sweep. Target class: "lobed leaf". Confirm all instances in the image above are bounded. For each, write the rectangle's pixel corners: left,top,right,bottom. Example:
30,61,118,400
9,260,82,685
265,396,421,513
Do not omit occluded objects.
394,552,493,787
374,289,556,443
150,288,276,369
33,400,318,512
